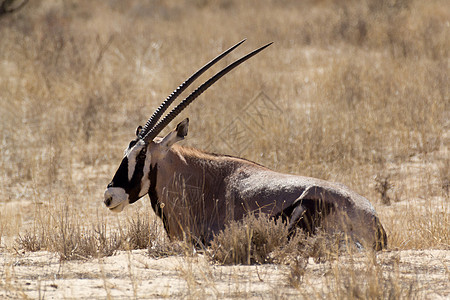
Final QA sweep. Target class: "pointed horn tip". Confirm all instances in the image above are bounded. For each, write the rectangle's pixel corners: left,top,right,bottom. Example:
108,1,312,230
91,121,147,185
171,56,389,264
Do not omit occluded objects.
261,41,274,49
227,39,247,50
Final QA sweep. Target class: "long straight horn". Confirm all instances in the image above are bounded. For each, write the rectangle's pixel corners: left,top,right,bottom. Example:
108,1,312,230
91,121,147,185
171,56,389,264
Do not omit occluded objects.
143,42,273,143
138,39,247,139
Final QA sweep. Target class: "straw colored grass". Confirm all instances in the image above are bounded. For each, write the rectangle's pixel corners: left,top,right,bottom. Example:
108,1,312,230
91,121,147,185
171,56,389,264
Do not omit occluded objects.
0,0,448,298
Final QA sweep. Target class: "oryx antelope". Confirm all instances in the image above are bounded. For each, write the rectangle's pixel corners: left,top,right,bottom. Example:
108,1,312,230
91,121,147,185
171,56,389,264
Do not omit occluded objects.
104,40,387,250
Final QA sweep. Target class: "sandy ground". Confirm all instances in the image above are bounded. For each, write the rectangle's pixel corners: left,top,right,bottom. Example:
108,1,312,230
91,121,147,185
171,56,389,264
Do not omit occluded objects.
1,249,448,299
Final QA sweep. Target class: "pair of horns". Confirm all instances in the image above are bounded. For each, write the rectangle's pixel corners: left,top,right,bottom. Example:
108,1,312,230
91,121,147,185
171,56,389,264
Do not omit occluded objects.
138,39,272,143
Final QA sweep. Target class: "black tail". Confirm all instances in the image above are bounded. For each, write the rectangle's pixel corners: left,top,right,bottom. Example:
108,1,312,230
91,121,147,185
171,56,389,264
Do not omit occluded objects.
374,217,387,250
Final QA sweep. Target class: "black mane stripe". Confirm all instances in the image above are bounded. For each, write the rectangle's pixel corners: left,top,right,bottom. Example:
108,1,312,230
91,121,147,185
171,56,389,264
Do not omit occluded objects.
148,163,170,234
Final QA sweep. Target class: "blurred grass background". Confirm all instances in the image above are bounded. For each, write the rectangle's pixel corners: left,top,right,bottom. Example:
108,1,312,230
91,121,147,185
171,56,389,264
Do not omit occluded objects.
0,0,448,251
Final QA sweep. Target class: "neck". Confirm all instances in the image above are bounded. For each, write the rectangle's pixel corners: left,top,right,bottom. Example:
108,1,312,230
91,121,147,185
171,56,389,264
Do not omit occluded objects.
152,144,264,240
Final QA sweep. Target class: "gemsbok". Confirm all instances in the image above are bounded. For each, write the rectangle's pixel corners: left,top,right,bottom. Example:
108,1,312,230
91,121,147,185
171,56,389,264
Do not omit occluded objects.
104,40,387,250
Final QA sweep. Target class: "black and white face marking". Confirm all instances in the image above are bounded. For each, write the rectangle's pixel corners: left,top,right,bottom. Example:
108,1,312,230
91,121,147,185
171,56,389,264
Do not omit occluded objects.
104,139,153,212
104,120,188,212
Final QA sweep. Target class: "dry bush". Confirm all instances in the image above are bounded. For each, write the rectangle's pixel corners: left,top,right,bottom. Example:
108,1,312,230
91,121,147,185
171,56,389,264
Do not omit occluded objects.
17,223,121,260
15,207,178,260
209,213,350,265
375,173,393,205
16,205,123,260
209,214,290,265
126,211,188,257
125,212,153,250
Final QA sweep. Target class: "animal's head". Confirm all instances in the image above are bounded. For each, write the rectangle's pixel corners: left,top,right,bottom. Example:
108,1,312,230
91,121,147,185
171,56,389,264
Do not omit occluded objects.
103,39,272,212
104,119,189,212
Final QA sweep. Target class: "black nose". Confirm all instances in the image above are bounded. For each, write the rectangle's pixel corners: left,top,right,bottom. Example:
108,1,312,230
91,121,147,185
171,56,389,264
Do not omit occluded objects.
104,196,112,207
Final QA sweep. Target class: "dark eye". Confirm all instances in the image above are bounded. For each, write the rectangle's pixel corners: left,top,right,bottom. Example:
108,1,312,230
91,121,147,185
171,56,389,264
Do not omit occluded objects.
137,148,146,161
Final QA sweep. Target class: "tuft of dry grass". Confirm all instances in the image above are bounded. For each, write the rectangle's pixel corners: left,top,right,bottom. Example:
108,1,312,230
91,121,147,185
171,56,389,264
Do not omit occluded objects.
375,173,394,205
15,207,179,260
209,214,291,265
209,213,351,265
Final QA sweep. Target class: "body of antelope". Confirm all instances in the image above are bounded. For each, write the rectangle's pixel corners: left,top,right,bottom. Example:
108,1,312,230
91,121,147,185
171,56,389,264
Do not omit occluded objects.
104,40,387,250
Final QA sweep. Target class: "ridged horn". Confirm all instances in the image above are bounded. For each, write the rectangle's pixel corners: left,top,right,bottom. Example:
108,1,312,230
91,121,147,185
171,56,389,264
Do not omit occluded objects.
138,39,247,139
143,41,273,143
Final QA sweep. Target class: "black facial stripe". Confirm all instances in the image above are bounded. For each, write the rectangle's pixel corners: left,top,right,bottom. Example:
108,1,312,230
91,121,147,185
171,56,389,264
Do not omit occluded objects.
110,156,130,188
127,147,147,203
148,163,169,234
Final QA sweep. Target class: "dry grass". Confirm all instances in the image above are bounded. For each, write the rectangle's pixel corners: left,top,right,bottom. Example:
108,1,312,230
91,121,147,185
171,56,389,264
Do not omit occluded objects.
209,214,292,265
0,0,448,298
15,206,184,260
209,213,351,266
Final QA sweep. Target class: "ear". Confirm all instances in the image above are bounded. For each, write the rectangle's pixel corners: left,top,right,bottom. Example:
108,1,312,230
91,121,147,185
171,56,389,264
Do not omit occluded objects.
135,125,143,137
160,118,189,148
